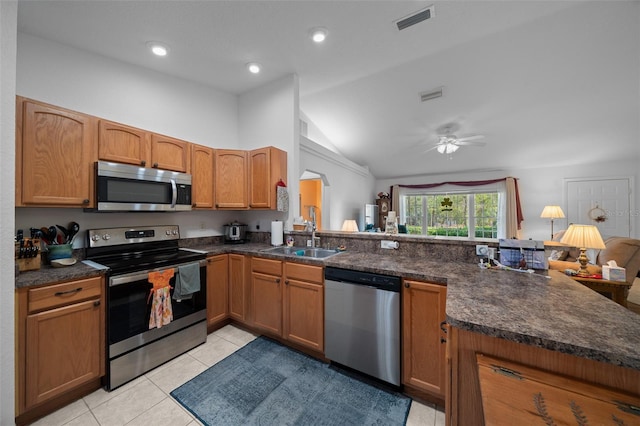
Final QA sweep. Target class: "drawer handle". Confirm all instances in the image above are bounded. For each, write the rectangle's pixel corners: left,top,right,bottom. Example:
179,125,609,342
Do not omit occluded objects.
94,300,101,307
440,320,447,334
54,287,83,297
275,278,281,284
404,282,410,288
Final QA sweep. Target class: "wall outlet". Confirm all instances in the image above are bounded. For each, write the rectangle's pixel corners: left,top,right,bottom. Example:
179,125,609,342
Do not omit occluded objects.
487,247,496,259
476,245,489,256
307,239,312,247
381,240,399,249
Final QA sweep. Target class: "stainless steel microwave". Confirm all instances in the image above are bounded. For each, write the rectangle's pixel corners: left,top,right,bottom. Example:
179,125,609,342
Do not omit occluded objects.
95,161,192,212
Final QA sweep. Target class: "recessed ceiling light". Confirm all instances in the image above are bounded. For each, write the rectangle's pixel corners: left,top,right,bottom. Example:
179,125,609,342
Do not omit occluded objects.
310,27,328,43
246,62,261,74
146,41,169,57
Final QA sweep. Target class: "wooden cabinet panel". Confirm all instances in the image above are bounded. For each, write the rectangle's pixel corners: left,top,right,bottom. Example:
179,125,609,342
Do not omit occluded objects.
249,146,287,209
228,254,248,323
207,255,229,327
284,262,323,284
28,277,102,313
151,133,190,173
283,277,324,352
17,276,105,416
25,298,103,408
19,98,96,207
192,144,215,209
251,271,282,335
402,279,447,399
215,149,248,209
476,354,640,426
252,257,283,276
98,120,151,166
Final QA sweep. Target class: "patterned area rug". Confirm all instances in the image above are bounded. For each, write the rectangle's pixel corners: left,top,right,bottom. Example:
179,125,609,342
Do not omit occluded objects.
170,336,411,425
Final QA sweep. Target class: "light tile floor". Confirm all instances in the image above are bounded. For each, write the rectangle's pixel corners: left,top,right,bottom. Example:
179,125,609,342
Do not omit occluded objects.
32,325,445,426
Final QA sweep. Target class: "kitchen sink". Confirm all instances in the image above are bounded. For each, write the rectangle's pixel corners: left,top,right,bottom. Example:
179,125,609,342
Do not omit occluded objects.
262,246,340,258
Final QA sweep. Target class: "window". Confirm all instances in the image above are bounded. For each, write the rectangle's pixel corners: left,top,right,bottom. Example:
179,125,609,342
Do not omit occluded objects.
401,192,499,238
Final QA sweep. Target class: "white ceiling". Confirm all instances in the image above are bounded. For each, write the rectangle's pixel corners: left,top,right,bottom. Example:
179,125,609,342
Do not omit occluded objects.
17,1,640,179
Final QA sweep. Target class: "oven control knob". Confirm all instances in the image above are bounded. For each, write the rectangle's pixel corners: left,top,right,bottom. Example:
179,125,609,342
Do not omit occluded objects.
165,230,171,236
91,235,100,242
102,234,111,240
172,230,178,235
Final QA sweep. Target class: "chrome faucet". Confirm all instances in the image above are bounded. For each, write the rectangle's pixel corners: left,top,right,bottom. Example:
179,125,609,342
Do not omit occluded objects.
309,206,318,248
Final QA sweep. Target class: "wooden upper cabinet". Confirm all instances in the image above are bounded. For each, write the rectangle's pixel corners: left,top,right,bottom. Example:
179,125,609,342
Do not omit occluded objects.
18,98,96,207
98,120,151,167
249,146,287,209
191,144,215,209
151,133,190,173
215,149,249,209
98,120,190,172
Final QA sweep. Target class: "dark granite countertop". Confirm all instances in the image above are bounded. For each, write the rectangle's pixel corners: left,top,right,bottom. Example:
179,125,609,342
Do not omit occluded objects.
15,243,640,371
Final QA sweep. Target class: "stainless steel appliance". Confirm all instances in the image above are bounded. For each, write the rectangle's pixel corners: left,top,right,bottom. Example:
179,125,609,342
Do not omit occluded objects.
85,225,207,390
324,267,401,386
94,161,192,212
223,222,248,244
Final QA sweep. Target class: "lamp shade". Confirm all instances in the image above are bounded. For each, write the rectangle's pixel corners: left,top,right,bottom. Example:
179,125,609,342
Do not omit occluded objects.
341,220,359,232
560,224,606,249
540,205,565,219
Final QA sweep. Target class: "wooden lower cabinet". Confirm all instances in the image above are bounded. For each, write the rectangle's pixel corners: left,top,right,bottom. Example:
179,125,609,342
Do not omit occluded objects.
402,279,447,403
206,254,229,328
447,327,640,426
283,262,324,352
16,276,105,423
228,253,249,324
251,257,324,352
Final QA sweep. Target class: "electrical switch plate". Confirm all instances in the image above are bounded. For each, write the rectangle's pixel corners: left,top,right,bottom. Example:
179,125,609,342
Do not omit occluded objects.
381,240,399,249
476,245,489,256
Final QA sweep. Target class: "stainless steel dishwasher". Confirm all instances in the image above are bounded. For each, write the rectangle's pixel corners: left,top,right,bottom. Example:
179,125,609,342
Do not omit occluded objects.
324,267,401,386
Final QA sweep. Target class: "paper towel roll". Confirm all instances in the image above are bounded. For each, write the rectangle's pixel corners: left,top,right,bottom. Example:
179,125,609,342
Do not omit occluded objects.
271,221,284,246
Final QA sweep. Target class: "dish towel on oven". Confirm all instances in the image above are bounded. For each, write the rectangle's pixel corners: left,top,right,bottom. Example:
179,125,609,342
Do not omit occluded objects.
148,269,174,329
173,262,201,301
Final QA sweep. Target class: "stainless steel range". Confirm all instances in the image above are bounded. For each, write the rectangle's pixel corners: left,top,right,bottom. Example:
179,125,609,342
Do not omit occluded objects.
85,225,207,390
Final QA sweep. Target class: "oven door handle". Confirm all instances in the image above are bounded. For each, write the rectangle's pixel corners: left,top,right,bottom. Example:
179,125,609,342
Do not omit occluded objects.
109,260,206,287
170,179,177,209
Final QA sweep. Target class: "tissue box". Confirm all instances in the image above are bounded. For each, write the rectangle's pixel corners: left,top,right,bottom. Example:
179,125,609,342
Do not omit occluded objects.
602,265,626,282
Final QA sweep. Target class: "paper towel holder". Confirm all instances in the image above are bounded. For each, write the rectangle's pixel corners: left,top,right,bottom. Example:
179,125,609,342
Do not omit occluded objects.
271,220,284,246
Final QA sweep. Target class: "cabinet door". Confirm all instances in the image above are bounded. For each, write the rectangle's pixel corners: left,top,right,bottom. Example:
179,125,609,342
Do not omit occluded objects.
192,144,215,209
215,149,248,209
283,278,324,352
20,99,96,207
228,254,247,323
25,298,103,408
207,255,229,327
98,120,151,167
151,133,190,172
402,279,447,398
249,147,287,209
251,272,282,336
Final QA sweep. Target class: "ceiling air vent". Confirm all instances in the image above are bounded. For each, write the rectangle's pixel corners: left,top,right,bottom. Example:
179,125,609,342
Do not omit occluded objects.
395,5,435,31
420,87,443,102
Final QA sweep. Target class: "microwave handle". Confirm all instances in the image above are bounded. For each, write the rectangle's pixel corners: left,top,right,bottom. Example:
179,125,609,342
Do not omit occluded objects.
170,179,177,208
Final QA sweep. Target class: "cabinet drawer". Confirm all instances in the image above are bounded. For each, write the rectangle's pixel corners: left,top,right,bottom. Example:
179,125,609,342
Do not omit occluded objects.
252,257,282,276
29,276,103,313
285,262,323,284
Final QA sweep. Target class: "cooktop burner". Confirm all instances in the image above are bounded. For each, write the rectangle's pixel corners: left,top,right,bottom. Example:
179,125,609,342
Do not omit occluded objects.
85,225,206,275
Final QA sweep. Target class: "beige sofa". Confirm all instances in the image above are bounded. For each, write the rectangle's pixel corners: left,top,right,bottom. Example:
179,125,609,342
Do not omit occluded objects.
548,236,640,286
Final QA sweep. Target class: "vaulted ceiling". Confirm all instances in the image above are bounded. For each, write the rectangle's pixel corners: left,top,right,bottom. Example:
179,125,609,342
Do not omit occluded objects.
17,1,640,179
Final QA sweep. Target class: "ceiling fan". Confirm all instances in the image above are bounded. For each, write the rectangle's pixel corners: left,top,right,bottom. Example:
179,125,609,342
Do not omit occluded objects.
426,123,486,155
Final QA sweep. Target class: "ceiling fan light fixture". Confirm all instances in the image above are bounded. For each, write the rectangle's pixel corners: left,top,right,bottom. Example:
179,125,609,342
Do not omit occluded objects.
146,41,169,57
436,143,459,155
310,27,328,43
246,62,261,74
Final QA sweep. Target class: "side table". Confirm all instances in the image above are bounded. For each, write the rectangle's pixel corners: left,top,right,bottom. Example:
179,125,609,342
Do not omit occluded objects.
571,276,632,307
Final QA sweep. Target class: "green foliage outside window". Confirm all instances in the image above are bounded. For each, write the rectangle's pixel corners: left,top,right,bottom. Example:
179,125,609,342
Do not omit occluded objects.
402,192,498,238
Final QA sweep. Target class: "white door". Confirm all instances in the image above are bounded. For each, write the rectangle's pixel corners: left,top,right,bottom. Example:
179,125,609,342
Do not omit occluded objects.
565,178,631,238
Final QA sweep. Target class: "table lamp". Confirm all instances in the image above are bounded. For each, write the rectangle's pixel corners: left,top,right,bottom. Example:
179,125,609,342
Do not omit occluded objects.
560,224,606,276
341,220,359,232
540,205,565,240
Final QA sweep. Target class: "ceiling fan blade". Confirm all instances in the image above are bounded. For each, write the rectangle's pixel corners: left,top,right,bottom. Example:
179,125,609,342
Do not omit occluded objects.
456,134,485,143
456,140,486,147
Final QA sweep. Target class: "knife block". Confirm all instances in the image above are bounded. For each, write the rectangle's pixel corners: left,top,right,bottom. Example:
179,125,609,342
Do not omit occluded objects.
15,238,41,271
